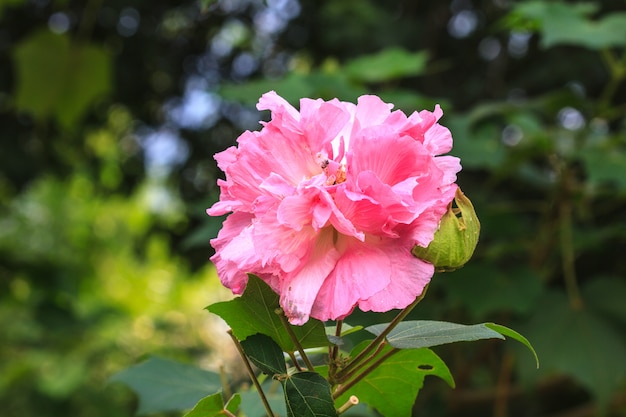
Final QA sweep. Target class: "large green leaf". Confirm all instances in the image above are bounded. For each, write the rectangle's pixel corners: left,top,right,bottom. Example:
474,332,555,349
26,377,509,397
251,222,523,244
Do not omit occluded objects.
283,372,337,417
239,381,287,417
335,343,454,417
507,1,626,49
366,320,538,367
366,320,503,348
344,47,428,82
516,292,626,409
219,71,364,106
207,275,329,352
13,30,111,128
583,276,626,325
183,392,241,417
447,114,506,170
240,333,287,376
580,147,626,191
109,357,222,415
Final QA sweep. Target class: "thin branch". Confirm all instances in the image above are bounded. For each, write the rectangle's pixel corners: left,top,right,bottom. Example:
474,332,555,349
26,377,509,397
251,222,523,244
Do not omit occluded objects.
328,320,343,383
276,309,315,371
333,348,400,399
227,330,276,417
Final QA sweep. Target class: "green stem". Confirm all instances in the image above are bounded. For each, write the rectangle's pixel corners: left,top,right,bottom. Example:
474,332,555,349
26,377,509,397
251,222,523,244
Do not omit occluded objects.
336,341,388,384
276,309,316,371
328,320,343,383
227,330,276,417
218,364,231,400
333,348,400,400
599,49,626,112
559,196,584,310
336,395,359,414
335,285,428,380
287,351,303,372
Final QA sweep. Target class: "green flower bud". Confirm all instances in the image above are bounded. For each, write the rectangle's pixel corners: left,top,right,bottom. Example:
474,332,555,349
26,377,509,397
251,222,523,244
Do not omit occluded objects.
412,188,480,272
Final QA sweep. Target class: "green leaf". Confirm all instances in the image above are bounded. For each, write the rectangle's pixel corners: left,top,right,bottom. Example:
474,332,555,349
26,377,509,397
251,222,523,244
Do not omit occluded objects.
580,147,626,190
345,47,429,82
366,320,538,367
484,323,539,368
583,276,626,325
224,394,241,415
220,73,317,106
239,381,287,417
183,392,241,417
447,114,506,170
240,333,287,376
12,30,111,128
507,1,626,49
109,357,222,415
335,343,454,417
325,323,363,346
366,320,504,349
282,372,337,417
207,275,329,352
516,292,626,409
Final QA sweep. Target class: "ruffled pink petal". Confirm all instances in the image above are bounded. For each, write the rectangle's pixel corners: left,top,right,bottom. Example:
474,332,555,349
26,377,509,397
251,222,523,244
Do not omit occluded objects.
423,122,453,154
434,155,462,184
279,228,341,325
357,242,434,313
310,235,392,321
257,91,300,126
210,212,259,293
354,95,394,130
348,127,430,186
299,98,352,152
253,214,318,273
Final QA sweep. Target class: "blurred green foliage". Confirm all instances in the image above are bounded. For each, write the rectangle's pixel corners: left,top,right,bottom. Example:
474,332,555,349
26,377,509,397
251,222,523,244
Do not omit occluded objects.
1,0,626,416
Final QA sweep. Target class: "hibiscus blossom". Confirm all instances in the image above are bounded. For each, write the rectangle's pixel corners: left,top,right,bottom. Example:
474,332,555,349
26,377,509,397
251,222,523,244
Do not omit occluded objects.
208,91,461,325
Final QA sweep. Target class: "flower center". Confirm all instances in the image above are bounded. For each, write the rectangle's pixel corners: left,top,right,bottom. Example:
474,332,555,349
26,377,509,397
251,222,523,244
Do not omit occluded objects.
316,153,346,186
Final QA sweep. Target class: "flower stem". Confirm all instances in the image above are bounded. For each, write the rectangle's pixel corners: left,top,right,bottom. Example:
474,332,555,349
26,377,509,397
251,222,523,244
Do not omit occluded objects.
336,395,359,414
287,351,303,371
335,285,428,380
276,309,316,371
333,348,400,399
328,320,343,383
227,330,276,417
336,341,387,383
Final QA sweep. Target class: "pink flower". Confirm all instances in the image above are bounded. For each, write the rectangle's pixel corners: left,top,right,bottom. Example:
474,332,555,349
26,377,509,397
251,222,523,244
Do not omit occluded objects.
208,91,461,325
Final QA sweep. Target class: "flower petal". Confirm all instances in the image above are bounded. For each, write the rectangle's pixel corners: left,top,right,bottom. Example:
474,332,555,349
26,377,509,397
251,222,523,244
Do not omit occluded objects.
279,228,341,325
357,243,434,313
310,235,392,321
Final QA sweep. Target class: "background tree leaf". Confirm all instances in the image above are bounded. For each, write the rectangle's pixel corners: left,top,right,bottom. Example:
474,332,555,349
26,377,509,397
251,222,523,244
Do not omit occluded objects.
207,275,329,352
282,372,337,417
507,1,626,49
109,357,222,415
580,147,626,190
344,47,428,82
13,30,111,128
240,333,287,376
515,291,626,410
